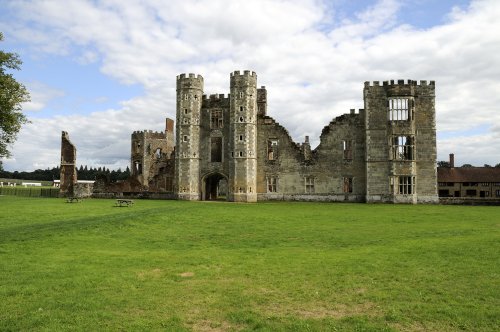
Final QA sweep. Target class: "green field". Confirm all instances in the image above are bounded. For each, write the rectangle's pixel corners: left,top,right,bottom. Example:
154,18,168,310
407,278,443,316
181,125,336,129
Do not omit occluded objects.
1,196,498,331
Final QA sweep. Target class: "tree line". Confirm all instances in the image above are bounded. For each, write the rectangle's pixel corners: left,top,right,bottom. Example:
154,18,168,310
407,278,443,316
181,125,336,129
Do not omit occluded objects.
0,165,131,182
437,161,500,168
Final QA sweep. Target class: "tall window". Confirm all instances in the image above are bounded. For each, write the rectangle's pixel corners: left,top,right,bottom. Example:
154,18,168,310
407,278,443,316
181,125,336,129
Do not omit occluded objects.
389,98,410,121
342,140,353,160
211,137,222,162
267,177,277,193
392,136,414,160
211,110,223,129
305,177,315,193
343,177,353,193
268,139,279,160
397,176,414,194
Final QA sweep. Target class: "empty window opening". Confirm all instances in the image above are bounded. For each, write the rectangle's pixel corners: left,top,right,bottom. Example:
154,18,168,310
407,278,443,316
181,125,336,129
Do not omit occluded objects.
239,135,243,141
342,140,353,160
239,116,244,122
305,176,315,193
239,151,243,157
268,139,279,160
393,136,414,160
343,177,353,193
267,177,277,193
184,108,188,115
240,106,243,112
496,190,500,197
184,94,189,100
183,135,188,142
397,176,414,194
389,98,410,121
211,110,223,129
134,161,142,175
239,91,244,98
211,137,222,162
155,148,162,159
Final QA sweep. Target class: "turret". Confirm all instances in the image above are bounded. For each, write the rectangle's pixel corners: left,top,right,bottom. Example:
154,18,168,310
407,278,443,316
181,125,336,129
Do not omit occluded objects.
175,73,204,200
229,70,258,202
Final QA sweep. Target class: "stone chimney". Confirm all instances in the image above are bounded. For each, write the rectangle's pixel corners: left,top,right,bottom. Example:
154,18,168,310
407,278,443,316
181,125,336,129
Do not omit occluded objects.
449,153,455,168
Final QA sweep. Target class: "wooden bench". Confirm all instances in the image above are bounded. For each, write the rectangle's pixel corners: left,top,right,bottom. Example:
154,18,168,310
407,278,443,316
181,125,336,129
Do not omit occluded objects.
115,199,134,207
66,197,82,203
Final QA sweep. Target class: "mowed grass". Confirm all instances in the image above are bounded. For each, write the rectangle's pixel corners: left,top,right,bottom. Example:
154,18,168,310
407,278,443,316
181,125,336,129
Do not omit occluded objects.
0,196,498,331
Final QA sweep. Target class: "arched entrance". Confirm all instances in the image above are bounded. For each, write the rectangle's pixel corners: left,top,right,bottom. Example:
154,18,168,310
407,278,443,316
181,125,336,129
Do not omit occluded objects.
203,173,228,201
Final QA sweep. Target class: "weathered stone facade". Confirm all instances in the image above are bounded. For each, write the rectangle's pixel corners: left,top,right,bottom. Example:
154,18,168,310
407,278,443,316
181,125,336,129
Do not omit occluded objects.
59,131,77,197
133,71,438,203
131,118,175,191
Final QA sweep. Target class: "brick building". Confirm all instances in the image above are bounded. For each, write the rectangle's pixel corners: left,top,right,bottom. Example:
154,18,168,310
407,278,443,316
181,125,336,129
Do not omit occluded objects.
438,154,500,199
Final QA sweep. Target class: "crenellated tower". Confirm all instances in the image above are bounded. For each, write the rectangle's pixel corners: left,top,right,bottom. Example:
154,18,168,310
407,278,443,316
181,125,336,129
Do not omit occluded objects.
229,70,258,202
175,73,204,200
364,79,438,203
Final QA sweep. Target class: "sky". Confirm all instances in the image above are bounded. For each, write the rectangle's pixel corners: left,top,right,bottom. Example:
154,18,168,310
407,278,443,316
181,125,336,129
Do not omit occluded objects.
1,0,499,172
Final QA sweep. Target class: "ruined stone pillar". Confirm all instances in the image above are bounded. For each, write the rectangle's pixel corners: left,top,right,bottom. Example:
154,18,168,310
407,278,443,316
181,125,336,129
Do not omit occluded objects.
59,131,77,197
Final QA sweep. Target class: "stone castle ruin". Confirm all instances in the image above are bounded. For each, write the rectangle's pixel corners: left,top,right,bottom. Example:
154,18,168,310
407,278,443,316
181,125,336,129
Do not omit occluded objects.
60,71,437,203
126,71,438,204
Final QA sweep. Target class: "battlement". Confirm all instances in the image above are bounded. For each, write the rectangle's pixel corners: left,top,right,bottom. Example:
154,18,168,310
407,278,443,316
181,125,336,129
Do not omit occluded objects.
176,73,204,81
132,130,167,139
202,93,228,100
364,79,435,87
230,70,257,77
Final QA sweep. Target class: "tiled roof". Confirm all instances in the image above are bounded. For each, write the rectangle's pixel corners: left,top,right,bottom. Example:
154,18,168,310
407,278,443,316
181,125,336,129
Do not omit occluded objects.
438,167,500,182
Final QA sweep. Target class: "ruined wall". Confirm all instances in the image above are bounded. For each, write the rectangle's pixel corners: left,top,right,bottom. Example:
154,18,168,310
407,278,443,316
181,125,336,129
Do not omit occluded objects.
256,110,366,202
131,118,175,190
59,131,77,197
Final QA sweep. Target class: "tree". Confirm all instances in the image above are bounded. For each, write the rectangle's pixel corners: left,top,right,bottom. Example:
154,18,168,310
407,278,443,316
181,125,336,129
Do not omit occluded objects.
437,161,451,168
462,164,473,168
0,32,30,158
495,163,500,168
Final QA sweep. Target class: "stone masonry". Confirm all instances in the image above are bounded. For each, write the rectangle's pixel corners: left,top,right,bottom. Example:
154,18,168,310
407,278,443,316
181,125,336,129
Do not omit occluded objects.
131,71,438,203
59,131,77,197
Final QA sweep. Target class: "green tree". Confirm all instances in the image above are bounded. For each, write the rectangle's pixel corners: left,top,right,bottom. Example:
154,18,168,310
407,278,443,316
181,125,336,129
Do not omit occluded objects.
0,32,30,158
437,161,451,168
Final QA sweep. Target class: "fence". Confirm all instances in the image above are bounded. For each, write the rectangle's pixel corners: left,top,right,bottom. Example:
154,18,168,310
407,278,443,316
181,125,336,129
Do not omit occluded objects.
0,187,60,198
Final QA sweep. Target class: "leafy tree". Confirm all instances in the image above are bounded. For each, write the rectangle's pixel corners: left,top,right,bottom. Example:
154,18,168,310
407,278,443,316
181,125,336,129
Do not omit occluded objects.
437,161,451,168
0,32,30,158
495,163,500,168
484,164,492,168
461,164,473,168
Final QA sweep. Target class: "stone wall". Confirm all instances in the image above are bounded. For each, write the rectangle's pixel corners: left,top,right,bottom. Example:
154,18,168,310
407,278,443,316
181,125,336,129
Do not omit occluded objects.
59,131,77,197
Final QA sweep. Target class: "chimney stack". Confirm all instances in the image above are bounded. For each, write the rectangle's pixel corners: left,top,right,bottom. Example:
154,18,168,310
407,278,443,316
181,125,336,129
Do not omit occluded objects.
449,153,455,168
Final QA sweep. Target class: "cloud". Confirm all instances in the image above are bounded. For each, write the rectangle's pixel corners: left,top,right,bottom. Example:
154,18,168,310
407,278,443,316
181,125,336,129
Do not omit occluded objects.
2,0,500,171
21,81,65,112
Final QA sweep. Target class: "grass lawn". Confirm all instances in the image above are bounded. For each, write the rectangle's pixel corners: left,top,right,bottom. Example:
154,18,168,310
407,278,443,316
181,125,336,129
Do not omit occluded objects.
0,196,498,331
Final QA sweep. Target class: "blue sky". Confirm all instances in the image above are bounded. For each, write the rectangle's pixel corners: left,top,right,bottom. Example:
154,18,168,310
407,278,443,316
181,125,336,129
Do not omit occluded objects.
1,0,499,171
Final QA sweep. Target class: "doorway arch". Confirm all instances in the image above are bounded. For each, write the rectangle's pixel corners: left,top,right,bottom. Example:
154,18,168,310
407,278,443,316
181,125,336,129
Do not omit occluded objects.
202,172,228,201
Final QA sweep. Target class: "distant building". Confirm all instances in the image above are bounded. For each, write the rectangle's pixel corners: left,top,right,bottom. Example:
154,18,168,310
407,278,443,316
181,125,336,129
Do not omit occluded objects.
438,154,500,199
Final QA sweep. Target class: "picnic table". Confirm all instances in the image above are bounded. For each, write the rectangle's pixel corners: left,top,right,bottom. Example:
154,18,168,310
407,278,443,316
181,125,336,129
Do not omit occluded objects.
66,197,82,203
115,199,134,207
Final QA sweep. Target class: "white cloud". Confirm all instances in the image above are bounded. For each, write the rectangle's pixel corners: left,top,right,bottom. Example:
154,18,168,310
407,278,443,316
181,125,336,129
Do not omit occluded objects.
2,0,500,171
21,81,65,112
